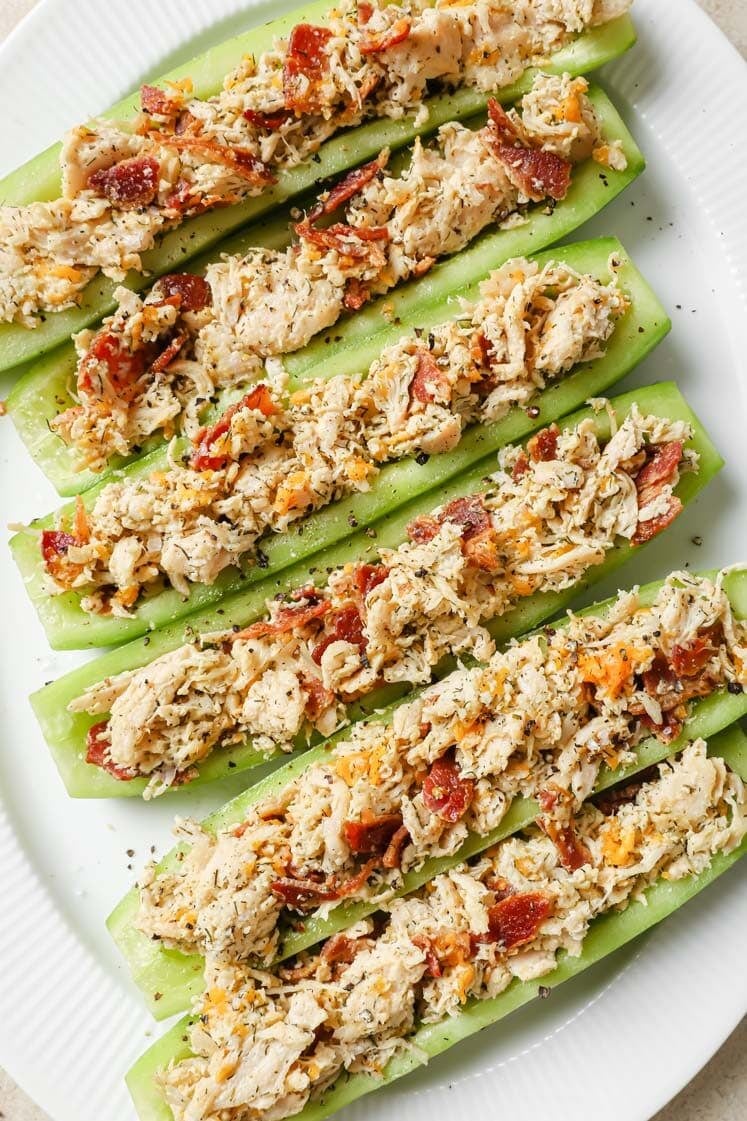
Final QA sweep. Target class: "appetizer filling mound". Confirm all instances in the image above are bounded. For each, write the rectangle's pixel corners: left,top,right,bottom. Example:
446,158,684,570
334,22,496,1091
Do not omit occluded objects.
157,739,746,1121
0,0,629,327
131,572,747,958
47,72,626,470
42,253,628,615
71,405,693,795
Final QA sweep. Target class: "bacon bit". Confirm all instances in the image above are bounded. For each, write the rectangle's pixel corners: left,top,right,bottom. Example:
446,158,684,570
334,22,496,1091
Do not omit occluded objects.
320,933,364,965
442,495,491,540
150,332,188,375
234,598,330,642
270,877,340,909
407,514,440,545
422,752,475,822
163,179,207,216
359,17,411,54
527,424,559,463
486,99,571,202
89,156,160,209
671,625,721,678
632,440,685,545
471,330,496,371
413,936,443,978
639,708,683,744
77,331,148,399
154,273,212,312
243,108,294,130
407,495,496,568
355,563,388,599
343,279,369,311
192,385,278,470
41,529,76,569
594,767,658,816
512,451,530,481
311,604,366,664
295,220,390,256
410,350,450,406
307,155,385,223
357,1,374,24
382,824,410,869
283,23,333,113
300,673,335,720
163,135,274,185
343,812,404,854
540,817,590,871
85,721,138,782
484,891,554,949
141,84,180,117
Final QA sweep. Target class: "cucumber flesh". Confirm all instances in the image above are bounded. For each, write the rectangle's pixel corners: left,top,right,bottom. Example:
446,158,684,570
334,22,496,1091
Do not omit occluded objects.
123,722,747,1121
32,382,710,804
105,568,747,1019
11,238,664,651
7,85,643,496
0,16,636,376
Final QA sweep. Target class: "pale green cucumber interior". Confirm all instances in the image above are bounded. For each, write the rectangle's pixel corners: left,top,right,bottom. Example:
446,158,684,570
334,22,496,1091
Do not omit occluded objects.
0,18,636,376
105,567,747,1019
11,236,664,652
32,381,706,805
124,722,747,1121
7,83,643,496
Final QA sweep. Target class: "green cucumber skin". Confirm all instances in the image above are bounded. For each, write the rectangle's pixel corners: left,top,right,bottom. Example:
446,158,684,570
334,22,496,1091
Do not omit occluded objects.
0,18,636,376
6,84,644,497
11,236,663,652
31,381,720,808
124,723,747,1121
105,567,747,1020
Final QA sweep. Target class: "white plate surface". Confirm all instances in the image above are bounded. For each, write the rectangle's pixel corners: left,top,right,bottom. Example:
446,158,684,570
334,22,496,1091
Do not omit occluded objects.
0,3,746,1120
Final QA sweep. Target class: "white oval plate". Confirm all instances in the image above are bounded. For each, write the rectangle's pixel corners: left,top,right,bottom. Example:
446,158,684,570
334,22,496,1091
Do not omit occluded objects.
0,3,746,1120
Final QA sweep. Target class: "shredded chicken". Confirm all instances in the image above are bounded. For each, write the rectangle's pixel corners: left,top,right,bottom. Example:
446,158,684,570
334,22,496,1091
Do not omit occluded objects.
42,253,628,613
47,72,623,470
0,0,629,327
69,405,694,793
156,738,746,1121
129,572,747,961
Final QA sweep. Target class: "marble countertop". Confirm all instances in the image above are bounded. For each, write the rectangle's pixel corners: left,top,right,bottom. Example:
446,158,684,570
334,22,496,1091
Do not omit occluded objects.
1,1,745,1119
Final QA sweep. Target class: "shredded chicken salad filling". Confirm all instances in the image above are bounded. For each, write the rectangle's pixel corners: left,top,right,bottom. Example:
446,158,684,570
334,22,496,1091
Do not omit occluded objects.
46,72,626,470
0,0,630,327
129,572,747,957
70,406,695,794
42,253,629,614
156,739,746,1121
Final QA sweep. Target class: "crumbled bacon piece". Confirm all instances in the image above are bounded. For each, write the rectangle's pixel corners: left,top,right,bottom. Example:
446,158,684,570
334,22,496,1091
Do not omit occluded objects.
355,563,388,599
422,752,475,822
632,500,682,544
512,451,530,481
632,440,684,545
357,0,373,23
407,495,497,569
382,825,410,869
283,23,333,113
343,812,404,854
192,385,278,470
671,625,721,678
89,156,161,209
295,220,389,256
343,279,369,311
153,273,212,312
410,350,450,406
233,597,330,642
311,604,366,664
77,331,149,399
540,818,590,871
165,136,273,184
486,100,571,202
141,84,181,118
407,513,440,545
243,108,294,130
271,877,340,909
321,933,365,965
150,332,188,375
300,673,336,720
484,891,554,949
442,495,491,540
85,721,139,782
41,529,76,567
359,17,411,54
307,156,385,223
527,424,559,462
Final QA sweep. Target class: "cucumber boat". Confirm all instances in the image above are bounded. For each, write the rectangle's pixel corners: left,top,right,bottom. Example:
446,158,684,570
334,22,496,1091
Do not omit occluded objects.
106,566,747,1019
6,84,644,496
0,8,636,376
11,236,667,652
124,722,747,1121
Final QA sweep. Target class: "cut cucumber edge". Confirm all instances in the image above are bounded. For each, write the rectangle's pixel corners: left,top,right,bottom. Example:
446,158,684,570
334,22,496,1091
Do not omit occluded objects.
11,236,663,653
105,567,747,1020
124,721,747,1121
33,380,705,807
0,17,636,375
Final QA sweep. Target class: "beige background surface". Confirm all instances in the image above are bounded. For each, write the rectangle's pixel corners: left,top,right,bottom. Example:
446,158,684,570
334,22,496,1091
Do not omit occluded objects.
0,0,745,1118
